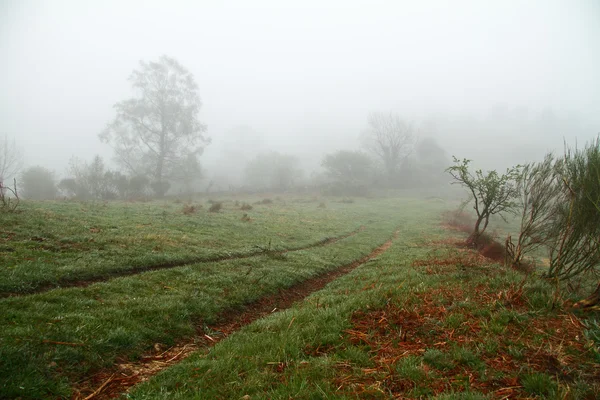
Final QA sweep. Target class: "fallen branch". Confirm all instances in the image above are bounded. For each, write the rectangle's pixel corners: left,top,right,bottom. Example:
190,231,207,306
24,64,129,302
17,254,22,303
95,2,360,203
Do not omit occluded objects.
83,373,115,400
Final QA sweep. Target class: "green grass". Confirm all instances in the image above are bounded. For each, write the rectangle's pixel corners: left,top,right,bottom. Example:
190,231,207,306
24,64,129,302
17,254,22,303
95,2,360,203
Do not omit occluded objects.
2,195,598,399
125,200,598,399
127,238,435,399
0,198,380,295
424,349,455,371
520,371,558,397
395,355,428,382
0,196,448,398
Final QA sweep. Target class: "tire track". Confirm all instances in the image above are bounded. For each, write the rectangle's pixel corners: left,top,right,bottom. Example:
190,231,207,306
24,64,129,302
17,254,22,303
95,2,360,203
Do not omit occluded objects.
1,226,365,298
72,229,398,400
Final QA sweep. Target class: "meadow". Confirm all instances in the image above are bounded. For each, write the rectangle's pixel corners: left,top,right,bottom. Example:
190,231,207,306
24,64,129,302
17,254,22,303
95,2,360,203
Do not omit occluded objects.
0,195,598,399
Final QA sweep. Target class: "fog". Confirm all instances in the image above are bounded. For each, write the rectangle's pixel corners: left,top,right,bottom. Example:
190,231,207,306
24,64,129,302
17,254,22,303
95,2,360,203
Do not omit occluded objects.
1,0,599,192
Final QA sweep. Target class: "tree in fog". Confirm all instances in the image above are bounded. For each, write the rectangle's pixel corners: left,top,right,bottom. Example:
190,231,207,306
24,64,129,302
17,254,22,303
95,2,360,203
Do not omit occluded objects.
67,155,116,199
362,112,414,182
106,171,129,199
446,157,521,245
416,138,447,173
321,150,373,196
99,55,209,197
20,166,56,200
57,178,79,198
411,137,450,186
0,135,22,185
209,125,266,188
171,153,202,195
244,152,302,191
322,150,372,184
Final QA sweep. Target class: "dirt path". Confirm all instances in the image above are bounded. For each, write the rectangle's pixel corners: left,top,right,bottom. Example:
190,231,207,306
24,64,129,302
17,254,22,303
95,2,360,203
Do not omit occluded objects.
72,229,397,400
2,226,364,298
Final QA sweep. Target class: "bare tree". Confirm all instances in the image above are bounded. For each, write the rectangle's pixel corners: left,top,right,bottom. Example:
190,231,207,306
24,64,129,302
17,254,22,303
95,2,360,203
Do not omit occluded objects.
362,112,414,180
0,136,22,210
100,55,209,197
0,135,23,185
67,155,114,200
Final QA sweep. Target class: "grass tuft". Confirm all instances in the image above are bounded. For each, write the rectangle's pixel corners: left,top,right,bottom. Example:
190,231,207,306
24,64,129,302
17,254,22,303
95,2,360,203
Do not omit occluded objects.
520,371,558,397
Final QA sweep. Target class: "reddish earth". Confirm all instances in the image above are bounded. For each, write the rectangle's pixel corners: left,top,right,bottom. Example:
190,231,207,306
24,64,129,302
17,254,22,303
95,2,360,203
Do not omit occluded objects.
441,210,507,264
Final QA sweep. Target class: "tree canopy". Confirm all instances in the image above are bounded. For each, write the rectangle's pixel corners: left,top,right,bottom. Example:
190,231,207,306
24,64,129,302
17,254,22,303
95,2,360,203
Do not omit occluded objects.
100,55,208,197
322,150,372,184
446,157,521,244
244,152,302,191
20,166,56,200
362,112,414,181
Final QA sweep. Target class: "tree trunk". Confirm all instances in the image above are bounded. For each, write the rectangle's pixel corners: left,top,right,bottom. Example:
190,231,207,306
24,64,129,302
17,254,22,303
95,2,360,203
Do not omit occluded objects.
154,111,167,198
467,215,485,246
573,283,600,310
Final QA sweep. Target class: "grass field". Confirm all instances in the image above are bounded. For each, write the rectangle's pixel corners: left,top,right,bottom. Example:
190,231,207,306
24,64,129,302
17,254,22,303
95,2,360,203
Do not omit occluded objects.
0,195,598,399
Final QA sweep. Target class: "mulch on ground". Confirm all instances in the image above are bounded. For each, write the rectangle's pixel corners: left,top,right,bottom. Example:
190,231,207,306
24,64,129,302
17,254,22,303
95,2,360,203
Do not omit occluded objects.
333,277,598,398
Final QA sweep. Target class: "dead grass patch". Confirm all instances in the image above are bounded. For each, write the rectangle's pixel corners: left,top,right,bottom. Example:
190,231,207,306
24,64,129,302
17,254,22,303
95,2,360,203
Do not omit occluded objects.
412,248,491,275
182,204,199,215
208,202,222,213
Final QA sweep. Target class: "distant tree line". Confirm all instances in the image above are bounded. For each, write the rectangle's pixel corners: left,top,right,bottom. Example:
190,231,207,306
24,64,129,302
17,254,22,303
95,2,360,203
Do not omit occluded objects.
2,54,595,204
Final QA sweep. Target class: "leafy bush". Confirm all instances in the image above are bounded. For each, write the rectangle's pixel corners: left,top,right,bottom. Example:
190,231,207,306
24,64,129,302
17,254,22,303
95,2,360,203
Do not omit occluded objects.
20,166,56,200
446,157,521,245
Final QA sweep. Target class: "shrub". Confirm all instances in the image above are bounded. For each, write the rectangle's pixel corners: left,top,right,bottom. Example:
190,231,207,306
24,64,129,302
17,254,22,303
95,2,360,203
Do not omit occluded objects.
241,213,252,222
20,166,56,200
209,202,222,212
446,157,521,245
240,203,253,211
182,204,198,215
545,137,600,280
506,154,562,268
255,198,273,205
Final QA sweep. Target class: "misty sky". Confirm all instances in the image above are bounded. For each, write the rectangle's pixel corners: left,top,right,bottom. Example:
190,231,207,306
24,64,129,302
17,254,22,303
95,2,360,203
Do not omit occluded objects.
1,0,599,178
